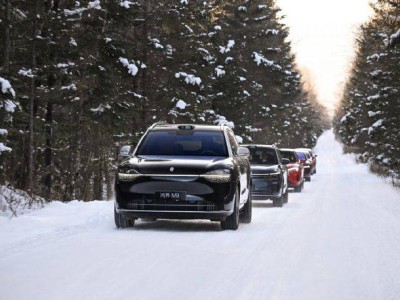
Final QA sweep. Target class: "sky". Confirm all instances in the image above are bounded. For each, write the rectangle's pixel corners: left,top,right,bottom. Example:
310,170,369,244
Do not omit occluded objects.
276,0,373,115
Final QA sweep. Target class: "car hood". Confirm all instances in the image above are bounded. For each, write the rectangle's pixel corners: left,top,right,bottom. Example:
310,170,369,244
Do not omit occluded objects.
250,164,280,175
120,155,232,175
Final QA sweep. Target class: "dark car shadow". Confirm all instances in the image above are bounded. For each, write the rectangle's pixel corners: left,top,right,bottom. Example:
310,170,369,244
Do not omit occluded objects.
129,219,222,232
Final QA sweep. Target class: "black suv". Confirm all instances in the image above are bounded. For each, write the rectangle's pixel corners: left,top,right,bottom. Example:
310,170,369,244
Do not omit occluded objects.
243,145,289,207
114,123,252,230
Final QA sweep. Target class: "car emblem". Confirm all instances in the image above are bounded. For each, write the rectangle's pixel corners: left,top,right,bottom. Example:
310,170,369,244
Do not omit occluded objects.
170,167,174,172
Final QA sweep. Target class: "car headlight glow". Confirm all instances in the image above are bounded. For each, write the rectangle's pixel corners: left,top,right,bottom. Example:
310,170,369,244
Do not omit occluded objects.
201,169,231,183
117,167,142,181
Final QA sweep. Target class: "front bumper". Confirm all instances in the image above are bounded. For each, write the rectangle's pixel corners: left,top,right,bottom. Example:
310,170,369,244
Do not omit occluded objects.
288,171,302,187
115,174,236,220
115,205,233,221
251,174,282,200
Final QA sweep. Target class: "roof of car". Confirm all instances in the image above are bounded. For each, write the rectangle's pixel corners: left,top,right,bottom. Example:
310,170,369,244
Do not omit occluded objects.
279,148,296,152
242,144,276,149
295,148,312,152
150,123,229,132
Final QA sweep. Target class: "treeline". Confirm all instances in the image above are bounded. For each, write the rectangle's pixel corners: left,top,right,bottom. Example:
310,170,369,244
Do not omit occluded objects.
0,0,327,201
335,0,400,184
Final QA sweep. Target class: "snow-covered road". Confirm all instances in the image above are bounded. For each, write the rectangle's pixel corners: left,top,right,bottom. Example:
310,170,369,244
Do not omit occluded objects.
1,130,400,300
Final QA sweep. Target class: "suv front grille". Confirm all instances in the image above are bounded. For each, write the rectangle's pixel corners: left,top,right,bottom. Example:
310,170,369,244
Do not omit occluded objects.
124,196,218,212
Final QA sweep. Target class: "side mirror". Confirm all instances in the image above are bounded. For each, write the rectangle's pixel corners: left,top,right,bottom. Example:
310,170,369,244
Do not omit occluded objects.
281,158,290,165
119,145,132,159
237,146,250,158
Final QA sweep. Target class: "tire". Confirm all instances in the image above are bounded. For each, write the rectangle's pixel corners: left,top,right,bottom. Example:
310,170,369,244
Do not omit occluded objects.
240,192,252,224
221,189,240,230
294,182,303,193
283,189,289,203
273,194,283,207
114,205,134,228
305,176,311,182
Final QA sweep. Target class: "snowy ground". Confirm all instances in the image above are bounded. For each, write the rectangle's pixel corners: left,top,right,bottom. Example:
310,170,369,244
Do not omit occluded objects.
1,130,400,300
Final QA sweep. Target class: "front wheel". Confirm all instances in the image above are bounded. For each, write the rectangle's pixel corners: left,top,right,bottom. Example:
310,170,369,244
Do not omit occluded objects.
283,189,289,203
114,205,134,228
294,182,303,193
273,194,283,207
240,192,252,224
221,189,240,230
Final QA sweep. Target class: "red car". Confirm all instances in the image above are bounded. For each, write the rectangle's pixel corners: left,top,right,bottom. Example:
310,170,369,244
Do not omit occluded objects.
279,148,304,192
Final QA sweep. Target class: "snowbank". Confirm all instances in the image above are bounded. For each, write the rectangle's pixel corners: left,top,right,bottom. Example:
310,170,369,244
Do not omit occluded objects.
0,186,45,217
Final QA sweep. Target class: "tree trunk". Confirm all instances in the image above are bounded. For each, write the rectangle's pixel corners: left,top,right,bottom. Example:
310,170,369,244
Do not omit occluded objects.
3,0,11,73
44,101,53,200
27,0,40,193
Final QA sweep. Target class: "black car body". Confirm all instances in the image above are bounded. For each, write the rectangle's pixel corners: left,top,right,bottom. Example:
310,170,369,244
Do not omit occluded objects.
114,123,252,230
243,144,289,207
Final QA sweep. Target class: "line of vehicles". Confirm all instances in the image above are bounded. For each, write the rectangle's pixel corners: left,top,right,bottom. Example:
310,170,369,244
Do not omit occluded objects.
114,123,317,230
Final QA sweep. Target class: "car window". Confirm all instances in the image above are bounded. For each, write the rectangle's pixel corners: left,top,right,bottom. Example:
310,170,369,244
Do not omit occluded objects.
280,151,297,163
248,147,278,165
296,152,306,160
136,130,228,156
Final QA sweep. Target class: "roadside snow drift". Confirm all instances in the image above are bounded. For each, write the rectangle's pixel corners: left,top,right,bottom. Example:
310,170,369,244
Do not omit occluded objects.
1,130,400,300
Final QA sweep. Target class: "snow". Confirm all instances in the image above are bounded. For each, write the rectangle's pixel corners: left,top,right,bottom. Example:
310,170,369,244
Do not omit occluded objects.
0,186,45,216
2,131,400,300
69,37,77,46
215,66,225,77
61,84,77,91
175,100,187,110
368,111,381,117
253,52,282,70
367,94,380,101
91,104,111,113
57,62,75,68
18,68,34,78
0,143,12,154
119,1,135,8
0,77,16,97
150,38,164,49
265,29,279,35
235,135,243,144
371,119,384,129
219,40,235,54
119,57,138,76
175,72,202,86
214,115,234,128
64,0,101,16
0,129,8,135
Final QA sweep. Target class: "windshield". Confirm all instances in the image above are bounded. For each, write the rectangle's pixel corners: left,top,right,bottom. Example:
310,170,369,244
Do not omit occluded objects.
248,147,278,165
296,152,306,160
136,130,228,156
280,151,298,163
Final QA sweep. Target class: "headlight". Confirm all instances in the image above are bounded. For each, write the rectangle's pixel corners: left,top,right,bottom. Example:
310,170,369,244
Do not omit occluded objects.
201,169,231,183
117,167,142,181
